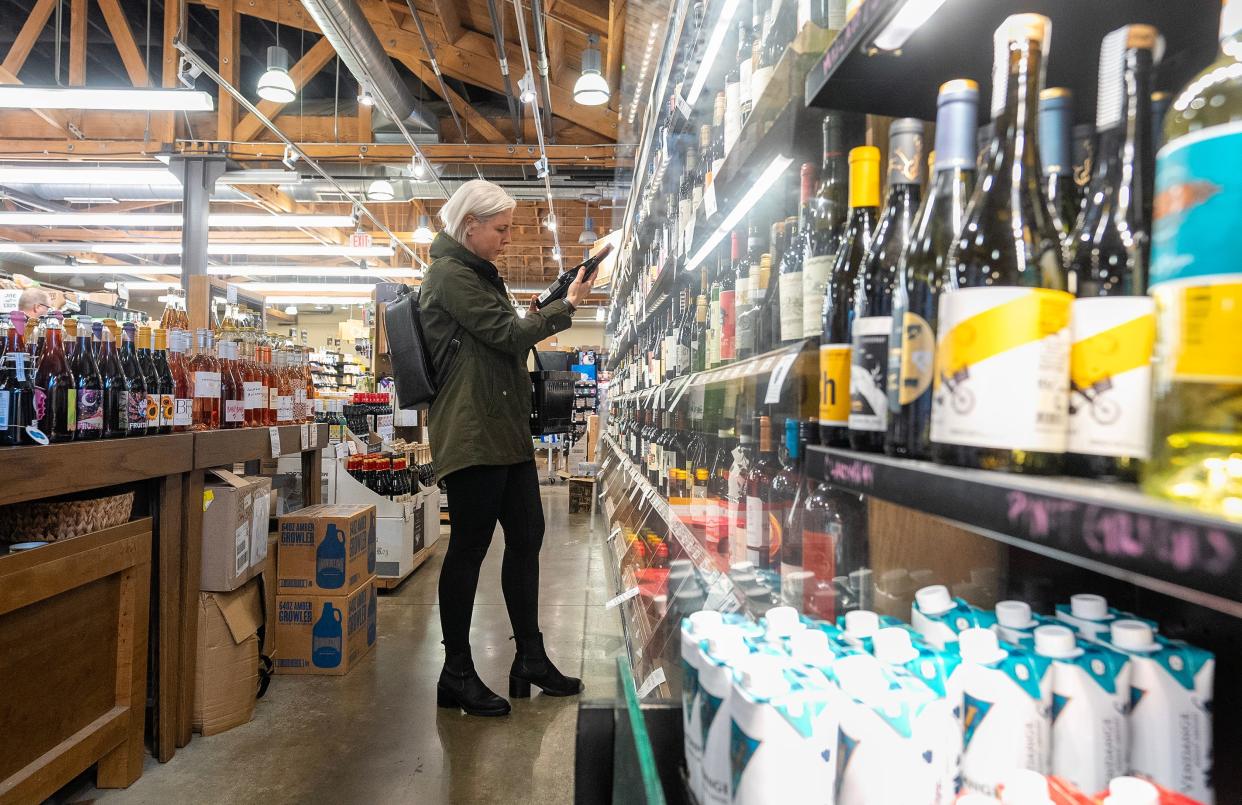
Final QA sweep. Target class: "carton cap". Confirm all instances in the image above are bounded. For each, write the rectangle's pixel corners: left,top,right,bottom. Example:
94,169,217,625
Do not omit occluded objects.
959,628,1007,665
995,600,1035,628
1070,593,1109,621
730,561,755,575
844,610,880,637
999,768,1052,804
1103,777,1159,805
764,606,801,634
735,654,790,699
915,584,953,615
789,629,832,666
873,627,918,665
1033,625,1080,659
832,653,891,701
1110,619,1159,652
687,610,724,634
703,629,748,662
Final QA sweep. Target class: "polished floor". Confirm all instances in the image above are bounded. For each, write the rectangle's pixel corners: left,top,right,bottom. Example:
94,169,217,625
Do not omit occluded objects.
82,484,623,805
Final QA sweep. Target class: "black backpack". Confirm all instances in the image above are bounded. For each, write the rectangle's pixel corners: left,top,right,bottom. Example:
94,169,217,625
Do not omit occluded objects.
383,285,461,410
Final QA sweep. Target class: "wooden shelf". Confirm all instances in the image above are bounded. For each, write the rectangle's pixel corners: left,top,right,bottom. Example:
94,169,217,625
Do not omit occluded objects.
193,424,329,469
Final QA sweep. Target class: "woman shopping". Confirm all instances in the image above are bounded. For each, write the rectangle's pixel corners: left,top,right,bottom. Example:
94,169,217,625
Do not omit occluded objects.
420,179,594,717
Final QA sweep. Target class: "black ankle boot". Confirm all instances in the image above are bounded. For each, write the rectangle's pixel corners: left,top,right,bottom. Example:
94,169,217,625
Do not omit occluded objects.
509,633,584,698
438,648,511,717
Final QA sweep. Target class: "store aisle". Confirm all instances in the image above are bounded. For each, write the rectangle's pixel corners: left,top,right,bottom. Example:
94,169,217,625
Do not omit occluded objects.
79,485,622,805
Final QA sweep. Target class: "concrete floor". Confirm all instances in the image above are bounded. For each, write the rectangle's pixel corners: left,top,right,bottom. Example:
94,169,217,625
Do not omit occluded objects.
79,484,624,805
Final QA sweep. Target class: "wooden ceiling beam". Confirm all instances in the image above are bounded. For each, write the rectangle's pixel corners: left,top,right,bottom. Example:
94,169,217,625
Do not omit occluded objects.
97,0,149,86
69,0,87,85
4,0,57,76
0,65,76,137
427,0,464,42
393,53,506,143
217,0,239,137
605,0,625,91
234,37,337,142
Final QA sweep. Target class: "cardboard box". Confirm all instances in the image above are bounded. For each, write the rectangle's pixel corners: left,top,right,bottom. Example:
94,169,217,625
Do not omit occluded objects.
585,414,600,462
274,578,377,676
260,532,279,658
278,504,376,595
567,477,596,514
194,578,262,735
201,470,272,592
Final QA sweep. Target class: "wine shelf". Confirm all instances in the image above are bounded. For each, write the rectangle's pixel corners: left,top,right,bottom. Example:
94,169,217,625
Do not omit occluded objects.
605,338,809,406
804,445,1242,617
804,0,1219,120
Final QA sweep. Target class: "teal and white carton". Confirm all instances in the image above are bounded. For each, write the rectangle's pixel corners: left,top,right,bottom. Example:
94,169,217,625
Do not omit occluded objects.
1055,594,1157,643
831,653,962,804
993,600,1048,645
872,626,963,700
912,585,998,648
680,610,725,804
1104,620,1214,804
729,654,838,805
836,609,909,652
699,629,752,805
1032,624,1132,794
955,628,1053,797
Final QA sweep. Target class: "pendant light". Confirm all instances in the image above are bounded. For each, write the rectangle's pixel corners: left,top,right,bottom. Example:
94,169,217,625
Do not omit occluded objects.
578,200,599,244
574,35,610,106
412,214,435,244
367,179,395,201
257,46,296,103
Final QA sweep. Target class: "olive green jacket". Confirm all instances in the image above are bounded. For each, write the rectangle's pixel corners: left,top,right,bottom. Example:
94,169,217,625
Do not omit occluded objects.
420,232,574,480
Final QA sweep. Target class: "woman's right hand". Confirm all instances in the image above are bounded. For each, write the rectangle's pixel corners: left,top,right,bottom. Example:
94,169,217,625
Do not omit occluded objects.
566,267,592,308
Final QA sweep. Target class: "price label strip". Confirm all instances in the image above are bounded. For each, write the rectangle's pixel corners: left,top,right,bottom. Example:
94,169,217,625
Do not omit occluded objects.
636,666,667,698
605,586,641,610
309,424,318,449
269,426,283,458
704,181,718,218
764,352,800,405
300,424,310,451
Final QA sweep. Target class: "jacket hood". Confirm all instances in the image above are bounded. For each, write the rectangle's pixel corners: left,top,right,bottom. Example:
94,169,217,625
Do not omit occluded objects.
430,232,506,293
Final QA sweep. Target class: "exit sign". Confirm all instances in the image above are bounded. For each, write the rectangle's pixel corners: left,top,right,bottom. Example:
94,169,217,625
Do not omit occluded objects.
349,231,373,249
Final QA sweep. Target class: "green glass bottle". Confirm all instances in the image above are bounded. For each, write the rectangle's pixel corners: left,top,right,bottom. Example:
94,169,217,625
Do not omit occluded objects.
932,14,1070,475
1143,1,1242,519
886,79,979,459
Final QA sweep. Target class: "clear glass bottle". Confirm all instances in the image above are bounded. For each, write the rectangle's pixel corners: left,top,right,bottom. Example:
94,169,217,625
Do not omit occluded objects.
190,328,221,431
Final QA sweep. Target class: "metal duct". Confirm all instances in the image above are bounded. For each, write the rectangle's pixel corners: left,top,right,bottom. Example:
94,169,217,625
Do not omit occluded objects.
529,0,556,144
299,0,436,131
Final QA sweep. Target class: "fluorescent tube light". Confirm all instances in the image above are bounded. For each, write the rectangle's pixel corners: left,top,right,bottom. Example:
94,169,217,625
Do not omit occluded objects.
0,166,298,186
0,86,214,111
871,0,948,51
266,295,372,305
36,264,182,275
685,154,793,273
0,242,394,257
239,282,379,292
0,212,354,228
684,0,742,107
207,265,416,278
107,280,181,290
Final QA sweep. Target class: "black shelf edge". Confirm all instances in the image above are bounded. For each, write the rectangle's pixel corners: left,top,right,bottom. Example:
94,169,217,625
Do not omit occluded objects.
805,446,1242,615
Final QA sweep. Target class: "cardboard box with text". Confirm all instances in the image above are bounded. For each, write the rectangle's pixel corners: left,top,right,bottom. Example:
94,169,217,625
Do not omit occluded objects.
274,578,377,676
277,504,375,595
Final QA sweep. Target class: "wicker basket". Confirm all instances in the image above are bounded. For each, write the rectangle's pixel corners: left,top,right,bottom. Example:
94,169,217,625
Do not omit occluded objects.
0,491,134,544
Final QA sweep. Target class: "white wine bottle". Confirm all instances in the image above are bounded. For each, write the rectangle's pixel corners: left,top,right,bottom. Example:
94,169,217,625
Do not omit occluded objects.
1143,0,1242,519
932,14,1070,474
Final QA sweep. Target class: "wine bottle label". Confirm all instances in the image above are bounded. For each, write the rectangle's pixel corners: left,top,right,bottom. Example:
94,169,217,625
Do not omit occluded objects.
115,390,130,431
1068,297,1155,459
676,344,691,374
724,80,741,154
224,399,246,423
719,290,736,360
802,255,834,337
751,65,774,106
931,287,1072,452
893,311,936,406
1151,279,1242,384
76,389,103,432
740,58,753,112
145,393,159,424
244,381,265,409
766,505,788,568
849,316,892,432
802,525,841,619
778,272,804,342
745,495,771,568
269,388,280,410
174,397,193,427
277,395,294,422
193,371,221,399
818,343,851,426
0,389,8,428
127,391,145,430
160,394,174,427
708,303,721,365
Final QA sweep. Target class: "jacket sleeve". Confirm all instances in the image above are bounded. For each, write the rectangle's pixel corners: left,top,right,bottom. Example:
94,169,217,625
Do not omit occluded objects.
436,262,574,357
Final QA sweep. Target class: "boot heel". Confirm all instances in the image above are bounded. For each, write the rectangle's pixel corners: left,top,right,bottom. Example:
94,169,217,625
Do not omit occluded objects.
437,687,460,709
509,676,532,698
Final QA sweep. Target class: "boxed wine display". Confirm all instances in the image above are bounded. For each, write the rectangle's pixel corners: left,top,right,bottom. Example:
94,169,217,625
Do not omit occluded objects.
194,577,263,735
274,578,377,676
201,469,272,593
277,504,376,595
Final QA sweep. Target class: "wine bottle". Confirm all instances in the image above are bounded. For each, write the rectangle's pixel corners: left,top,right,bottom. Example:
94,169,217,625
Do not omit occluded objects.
774,419,813,588
735,17,754,129
120,322,148,437
150,328,175,434
1071,122,1096,198
933,14,1070,474
728,418,754,567
849,118,924,452
35,316,76,442
190,328,221,430
1142,0,1242,519
803,113,851,339
1039,88,1079,237
534,243,614,308
1150,90,1170,153
707,256,723,369
735,225,757,359
779,164,814,344
719,235,738,363
169,330,193,433
691,294,708,372
1066,25,1162,482
0,347,36,445
137,325,160,432
819,145,879,447
887,80,979,459
744,415,780,569
71,315,103,440
98,322,129,439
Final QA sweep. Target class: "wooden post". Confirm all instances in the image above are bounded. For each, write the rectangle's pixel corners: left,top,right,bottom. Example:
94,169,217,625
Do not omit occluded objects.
218,0,239,139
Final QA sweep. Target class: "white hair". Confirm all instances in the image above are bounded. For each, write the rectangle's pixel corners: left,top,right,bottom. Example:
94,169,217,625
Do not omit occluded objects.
439,179,517,243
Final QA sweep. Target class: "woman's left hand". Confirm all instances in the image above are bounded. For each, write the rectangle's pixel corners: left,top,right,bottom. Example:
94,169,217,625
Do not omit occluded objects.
528,295,540,313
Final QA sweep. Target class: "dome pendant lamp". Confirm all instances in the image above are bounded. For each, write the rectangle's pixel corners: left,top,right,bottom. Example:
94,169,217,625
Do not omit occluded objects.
258,46,296,103
574,35,610,106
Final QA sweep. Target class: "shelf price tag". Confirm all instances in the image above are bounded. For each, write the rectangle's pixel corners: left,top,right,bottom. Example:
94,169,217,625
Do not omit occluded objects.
636,666,667,698
605,586,641,610
334,442,349,459
309,424,318,449
226,284,238,304
269,426,285,457
300,424,310,451
704,181,718,218
675,94,692,119
764,352,800,404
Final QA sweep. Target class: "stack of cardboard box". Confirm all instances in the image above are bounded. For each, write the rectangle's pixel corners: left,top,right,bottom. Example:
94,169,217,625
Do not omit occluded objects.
274,504,378,675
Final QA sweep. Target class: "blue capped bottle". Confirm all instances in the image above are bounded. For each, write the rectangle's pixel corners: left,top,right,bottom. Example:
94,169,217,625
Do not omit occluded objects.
311,602,343,668
315,522,346,589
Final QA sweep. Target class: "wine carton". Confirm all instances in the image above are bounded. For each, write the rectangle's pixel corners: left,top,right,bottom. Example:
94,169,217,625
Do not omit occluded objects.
277,504,376,595
274,578,377,676
201,469,272,592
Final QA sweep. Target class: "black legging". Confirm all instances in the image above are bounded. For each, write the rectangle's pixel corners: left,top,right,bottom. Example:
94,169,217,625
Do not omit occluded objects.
439,460,544,652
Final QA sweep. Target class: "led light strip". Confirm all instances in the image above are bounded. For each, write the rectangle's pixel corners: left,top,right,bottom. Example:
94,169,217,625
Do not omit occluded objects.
0,242,394,257
683,0,742,107
684,155,793,273
0,212,356,228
